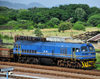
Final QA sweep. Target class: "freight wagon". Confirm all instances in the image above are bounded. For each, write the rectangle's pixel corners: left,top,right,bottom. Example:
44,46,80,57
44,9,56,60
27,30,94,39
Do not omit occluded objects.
0,48,13,61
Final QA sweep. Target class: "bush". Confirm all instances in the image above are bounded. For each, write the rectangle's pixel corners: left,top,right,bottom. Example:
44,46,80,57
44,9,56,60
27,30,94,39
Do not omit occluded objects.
0,34,13,40
58,22,72,32
97,24,100,28
6,20,18,26
36,23,46,29
3,35,13,39
54,25,58,28
6,20,19,30
73,21,85,31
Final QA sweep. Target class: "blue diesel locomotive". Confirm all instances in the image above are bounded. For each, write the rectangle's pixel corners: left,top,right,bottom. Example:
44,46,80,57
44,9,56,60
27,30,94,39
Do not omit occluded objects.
13,36,96,68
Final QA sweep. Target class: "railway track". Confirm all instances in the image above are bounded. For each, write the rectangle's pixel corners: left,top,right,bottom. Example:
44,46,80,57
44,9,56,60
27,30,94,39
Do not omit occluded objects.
0,61,100,79
0,73,36,79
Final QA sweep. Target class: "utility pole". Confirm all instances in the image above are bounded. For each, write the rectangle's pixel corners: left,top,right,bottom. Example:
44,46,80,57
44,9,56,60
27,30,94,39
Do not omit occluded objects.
67,17,73,37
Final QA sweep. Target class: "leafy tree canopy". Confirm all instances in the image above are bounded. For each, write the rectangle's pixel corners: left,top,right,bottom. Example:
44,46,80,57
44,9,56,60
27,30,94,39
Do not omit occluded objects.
34,28,43,37
87,14,100,26
6,20,33,29
36,23,46,29
0,4,100,29
58,22,72,32
17,9,31,20
47,17,60,28
75,8,86,21
0,15,9,25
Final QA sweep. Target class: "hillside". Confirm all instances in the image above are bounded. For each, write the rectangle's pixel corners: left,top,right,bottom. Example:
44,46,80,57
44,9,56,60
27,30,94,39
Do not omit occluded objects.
0,1,45,9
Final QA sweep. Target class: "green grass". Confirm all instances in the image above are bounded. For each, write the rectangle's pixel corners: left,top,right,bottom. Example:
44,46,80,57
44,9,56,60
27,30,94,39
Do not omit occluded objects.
95,49,100,52
96,53,100,63
2,39,14,49
3,45,13,49
0,27,100,37
96,64,100,70
96,53,100,70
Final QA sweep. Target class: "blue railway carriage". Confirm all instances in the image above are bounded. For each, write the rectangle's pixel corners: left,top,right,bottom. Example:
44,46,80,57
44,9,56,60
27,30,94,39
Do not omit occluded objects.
13,37,96,69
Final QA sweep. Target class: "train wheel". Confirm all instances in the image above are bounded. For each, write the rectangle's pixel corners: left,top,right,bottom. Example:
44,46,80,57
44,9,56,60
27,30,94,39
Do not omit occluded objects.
66,60,71,68
71,61,76,68
26,57,30,64
20,57,26,63
18,57,22,63
57,60,64,67
28,57,33,64
32,58,39,64
76,61,82,68
35,58,40,64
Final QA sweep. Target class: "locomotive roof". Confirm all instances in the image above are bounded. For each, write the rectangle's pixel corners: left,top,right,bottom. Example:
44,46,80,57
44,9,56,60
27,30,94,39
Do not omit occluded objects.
15,40,90,48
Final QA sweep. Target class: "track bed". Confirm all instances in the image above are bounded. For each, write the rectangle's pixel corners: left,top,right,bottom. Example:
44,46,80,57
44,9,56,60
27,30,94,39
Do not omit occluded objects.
0,62,100,79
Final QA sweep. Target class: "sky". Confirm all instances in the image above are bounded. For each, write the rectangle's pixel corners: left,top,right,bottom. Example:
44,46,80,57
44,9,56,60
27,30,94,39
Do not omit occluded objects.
1,0,100,8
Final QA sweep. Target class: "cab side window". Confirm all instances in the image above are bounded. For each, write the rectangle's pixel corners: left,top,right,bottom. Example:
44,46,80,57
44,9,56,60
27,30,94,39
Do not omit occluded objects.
72,48,80,53
72,48,75,53
76,48,80,52
81,46,87,52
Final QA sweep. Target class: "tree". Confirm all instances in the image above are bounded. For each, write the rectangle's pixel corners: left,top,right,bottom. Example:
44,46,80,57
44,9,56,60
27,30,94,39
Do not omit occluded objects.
17,9,31,20
47,17,60,28
0,6,9,11
6,20,33,29
50,18,60,25
89,7,100,16
75,8,86,21
8,10,18,21
34,28,43,37
36,23,46,29
58,22,72,32
73,21,85,31
0,15,9,25
17,20,33,29
87,14,100,26
6,20,19,29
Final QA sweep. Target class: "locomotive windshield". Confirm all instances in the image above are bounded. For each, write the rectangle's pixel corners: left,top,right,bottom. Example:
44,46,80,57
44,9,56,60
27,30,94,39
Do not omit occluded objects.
88,46,94,51
81,46,87,52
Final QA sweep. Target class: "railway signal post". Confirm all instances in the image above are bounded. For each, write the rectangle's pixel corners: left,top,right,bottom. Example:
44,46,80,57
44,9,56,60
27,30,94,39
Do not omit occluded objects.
0,67,14,79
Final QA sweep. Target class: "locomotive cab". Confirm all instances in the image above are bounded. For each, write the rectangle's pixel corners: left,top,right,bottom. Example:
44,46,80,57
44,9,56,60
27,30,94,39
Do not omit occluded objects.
80,43,96,68
81,44,95,58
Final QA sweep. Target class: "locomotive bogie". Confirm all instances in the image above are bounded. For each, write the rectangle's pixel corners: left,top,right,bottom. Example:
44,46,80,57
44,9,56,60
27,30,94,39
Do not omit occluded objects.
81,59,96,68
